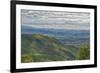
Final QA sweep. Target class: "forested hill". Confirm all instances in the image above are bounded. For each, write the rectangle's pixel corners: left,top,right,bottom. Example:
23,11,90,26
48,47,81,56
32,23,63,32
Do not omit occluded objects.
21,34,76,62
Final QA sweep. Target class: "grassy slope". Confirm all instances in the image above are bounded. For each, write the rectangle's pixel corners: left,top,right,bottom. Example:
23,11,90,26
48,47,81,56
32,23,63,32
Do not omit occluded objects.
21,34,89,63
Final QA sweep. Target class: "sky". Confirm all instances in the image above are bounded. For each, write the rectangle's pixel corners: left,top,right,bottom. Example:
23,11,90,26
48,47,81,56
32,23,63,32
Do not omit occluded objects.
21,9,90,30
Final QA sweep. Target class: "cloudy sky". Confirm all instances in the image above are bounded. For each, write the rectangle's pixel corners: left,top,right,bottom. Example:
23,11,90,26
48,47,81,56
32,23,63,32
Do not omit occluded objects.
21,9,90,30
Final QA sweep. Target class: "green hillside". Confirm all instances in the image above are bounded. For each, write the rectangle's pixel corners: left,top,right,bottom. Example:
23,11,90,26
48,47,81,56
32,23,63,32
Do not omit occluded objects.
76,44,90,60
21,34,90,63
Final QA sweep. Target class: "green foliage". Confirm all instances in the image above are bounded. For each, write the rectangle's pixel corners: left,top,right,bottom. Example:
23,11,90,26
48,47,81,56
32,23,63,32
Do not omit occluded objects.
21,34,89,63
76,44,90,60
21,54,33,63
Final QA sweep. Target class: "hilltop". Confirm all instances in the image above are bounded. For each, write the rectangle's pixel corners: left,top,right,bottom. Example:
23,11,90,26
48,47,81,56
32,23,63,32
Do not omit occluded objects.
21,34,75,62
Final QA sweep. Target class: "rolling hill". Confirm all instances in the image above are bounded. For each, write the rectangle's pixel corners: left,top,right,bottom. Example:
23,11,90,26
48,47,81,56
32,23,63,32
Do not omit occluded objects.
21,34,77,63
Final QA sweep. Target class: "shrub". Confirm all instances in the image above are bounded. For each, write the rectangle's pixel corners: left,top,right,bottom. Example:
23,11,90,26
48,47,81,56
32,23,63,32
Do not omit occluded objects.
76,44,90,60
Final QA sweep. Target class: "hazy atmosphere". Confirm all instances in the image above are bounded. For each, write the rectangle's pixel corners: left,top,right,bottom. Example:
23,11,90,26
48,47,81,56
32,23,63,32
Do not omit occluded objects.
21,9,90,30
21,9,90,63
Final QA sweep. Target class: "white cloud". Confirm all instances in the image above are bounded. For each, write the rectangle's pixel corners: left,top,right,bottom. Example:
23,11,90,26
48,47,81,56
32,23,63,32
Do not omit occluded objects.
21,9,90,30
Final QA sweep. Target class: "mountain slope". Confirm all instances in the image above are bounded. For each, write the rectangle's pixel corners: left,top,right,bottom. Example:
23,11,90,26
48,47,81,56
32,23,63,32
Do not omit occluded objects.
21,34,76,63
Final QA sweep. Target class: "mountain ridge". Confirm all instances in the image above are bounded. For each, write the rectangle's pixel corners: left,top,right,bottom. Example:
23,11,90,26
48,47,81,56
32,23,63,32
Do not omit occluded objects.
21,34,76,62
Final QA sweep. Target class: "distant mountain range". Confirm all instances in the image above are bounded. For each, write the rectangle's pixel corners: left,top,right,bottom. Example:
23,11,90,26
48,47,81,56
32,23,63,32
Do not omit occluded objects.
21,25,90,45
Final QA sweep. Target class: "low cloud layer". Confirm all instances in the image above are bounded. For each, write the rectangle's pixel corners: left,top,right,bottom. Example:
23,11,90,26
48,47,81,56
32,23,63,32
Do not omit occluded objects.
21,9,90,30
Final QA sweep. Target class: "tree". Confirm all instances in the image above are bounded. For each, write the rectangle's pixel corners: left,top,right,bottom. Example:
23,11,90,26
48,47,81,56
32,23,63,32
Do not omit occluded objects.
76,44,90,60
